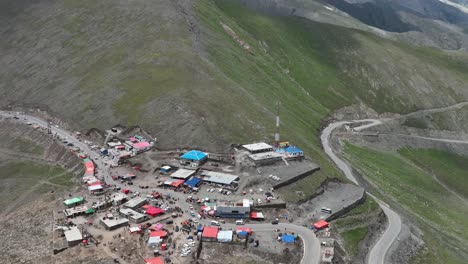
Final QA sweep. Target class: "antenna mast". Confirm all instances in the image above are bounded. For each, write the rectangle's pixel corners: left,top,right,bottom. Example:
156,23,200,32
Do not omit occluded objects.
275,102,280,147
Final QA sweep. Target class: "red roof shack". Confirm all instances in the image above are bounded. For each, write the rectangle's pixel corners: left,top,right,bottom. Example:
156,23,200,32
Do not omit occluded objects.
145,207,165,217
150,230,167,238
202,226,218,242
145,256,164,264
313,220,329,230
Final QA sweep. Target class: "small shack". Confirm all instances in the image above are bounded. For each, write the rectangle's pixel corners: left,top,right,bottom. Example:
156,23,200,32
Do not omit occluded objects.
164,178,185,188
202,226,219,242
64,227,83,246
184,177,202,189
160,166,171,173
314,220,329,230
275,146,304,159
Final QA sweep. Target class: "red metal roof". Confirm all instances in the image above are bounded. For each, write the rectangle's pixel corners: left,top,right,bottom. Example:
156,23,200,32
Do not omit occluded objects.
202,226,218,238
313,220,329,229
145,257,164,264
146,207,165,217
171,179,184,187
133,141,151,149
150,230,167,238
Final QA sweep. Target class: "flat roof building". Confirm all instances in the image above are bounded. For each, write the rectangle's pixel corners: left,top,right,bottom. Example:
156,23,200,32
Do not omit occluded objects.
122,197,147,209
170,169,196,180
64,227,83,246
63,206,89,218
248,152,283,164
242,143,273,154
200,170,239,186
111,193,128,205
119,208,148,223
100,216,129,230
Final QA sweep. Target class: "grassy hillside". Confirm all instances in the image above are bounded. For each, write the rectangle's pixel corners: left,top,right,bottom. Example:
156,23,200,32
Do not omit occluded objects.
343,143,468,264
334,197,380,259
399,148,468,199
0,161,74,212
2,0,468,200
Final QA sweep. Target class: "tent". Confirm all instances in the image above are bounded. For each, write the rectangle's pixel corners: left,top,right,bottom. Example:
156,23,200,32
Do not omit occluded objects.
313,220,329,230
146,207,165,217
236,227,252,235
184,177,202,189
250,212,265,219
145,256,164,264
282,234,295,244
180,150,207,161
150,230,167,238
151,223,164,231
217,230,233,243
147,237,162,246
129,226,142,233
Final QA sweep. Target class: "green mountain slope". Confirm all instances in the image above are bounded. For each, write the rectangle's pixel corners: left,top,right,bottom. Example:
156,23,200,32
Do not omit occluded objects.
344,144,468,264
2,0,468,199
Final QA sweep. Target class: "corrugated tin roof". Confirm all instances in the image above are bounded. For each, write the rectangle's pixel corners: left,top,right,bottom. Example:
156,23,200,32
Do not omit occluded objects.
170,169,196,179
200,170,239,185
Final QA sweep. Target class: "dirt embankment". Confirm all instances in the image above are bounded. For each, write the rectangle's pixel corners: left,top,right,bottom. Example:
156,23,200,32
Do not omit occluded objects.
0,118,89,264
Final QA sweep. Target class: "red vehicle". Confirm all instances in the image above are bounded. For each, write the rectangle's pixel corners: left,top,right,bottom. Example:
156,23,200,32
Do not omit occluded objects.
122,189,130,194
112,175,118,180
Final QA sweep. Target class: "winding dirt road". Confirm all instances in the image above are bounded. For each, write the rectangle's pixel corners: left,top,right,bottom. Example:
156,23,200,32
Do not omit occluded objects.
321,119,401,264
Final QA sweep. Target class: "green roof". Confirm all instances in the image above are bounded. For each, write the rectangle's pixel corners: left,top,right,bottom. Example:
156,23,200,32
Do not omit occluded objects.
85,208,94,214
64,197,84,206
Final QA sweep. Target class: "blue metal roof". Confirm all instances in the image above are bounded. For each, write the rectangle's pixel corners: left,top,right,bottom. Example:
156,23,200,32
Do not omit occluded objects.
275,146,303,154
180,150,207,161
185,177,202,188
285,146,303,154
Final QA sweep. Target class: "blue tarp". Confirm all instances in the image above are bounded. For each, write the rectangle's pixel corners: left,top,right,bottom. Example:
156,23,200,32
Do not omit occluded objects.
237,231,248,237
180,150,207,161
185,177,202,188
282,234,295,243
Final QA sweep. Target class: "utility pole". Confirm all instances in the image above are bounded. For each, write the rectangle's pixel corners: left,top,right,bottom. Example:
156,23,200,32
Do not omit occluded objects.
274,102,280,147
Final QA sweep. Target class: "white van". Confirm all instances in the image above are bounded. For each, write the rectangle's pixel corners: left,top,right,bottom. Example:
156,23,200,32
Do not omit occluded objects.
210,220,220,226
236,219,244,225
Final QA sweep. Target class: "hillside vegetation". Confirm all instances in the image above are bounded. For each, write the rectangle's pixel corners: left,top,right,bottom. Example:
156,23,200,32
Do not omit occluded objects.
2,0,468,200
344,143,468,264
